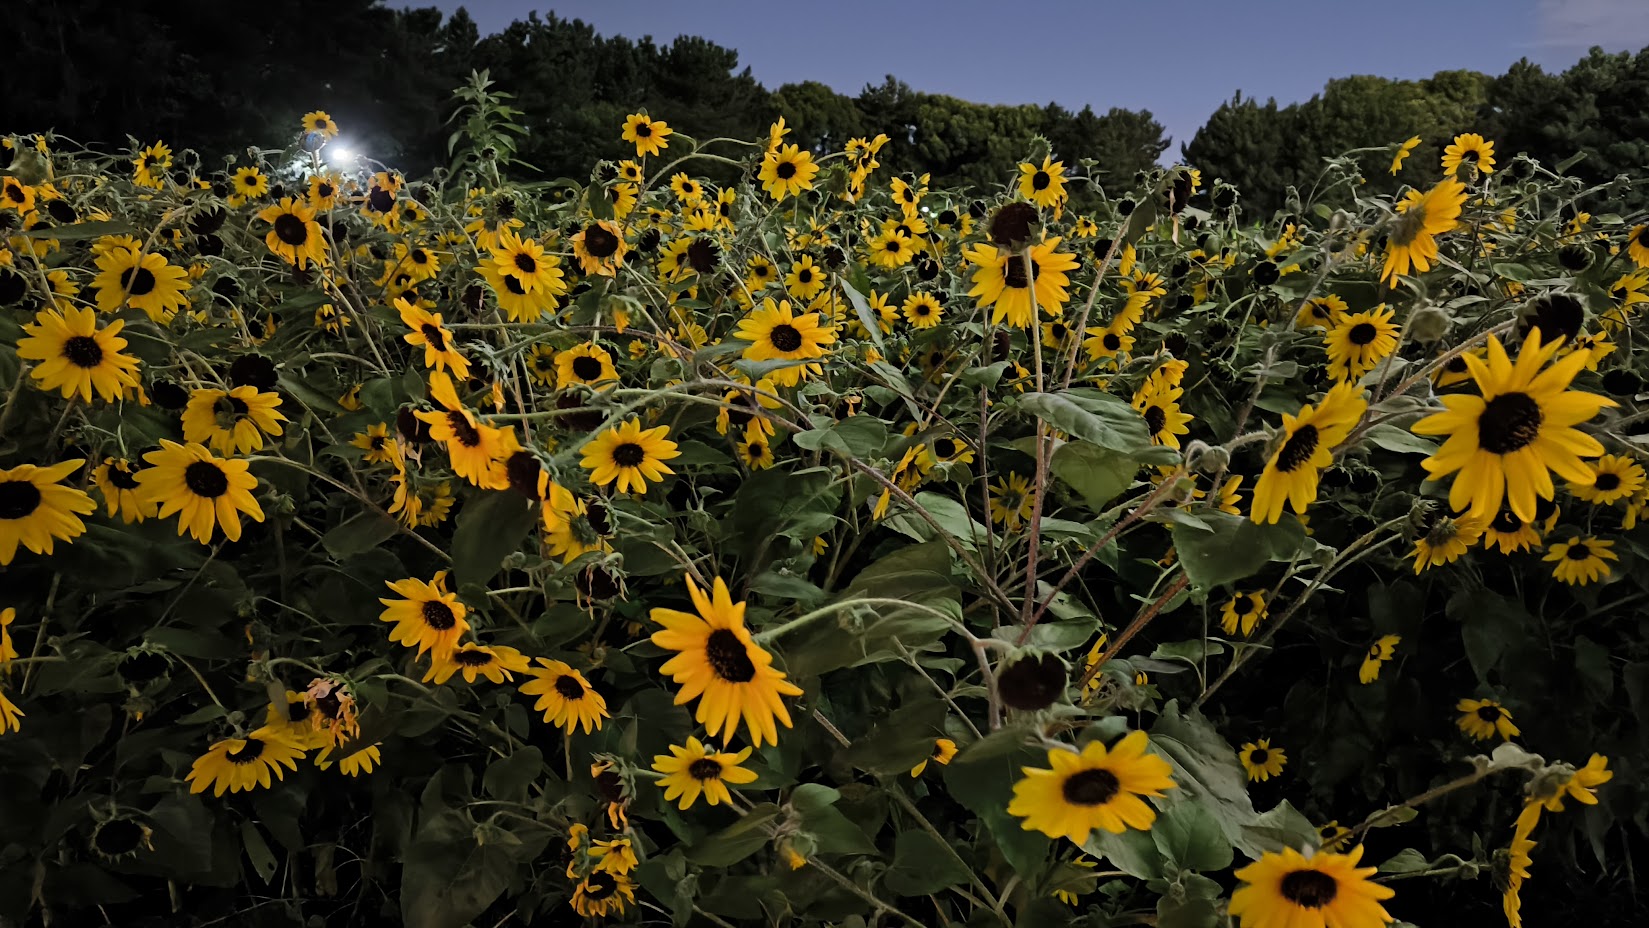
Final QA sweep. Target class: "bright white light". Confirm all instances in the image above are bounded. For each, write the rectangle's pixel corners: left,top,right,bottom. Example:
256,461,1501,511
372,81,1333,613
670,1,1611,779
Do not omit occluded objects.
920,205,930,214
327,145,356,165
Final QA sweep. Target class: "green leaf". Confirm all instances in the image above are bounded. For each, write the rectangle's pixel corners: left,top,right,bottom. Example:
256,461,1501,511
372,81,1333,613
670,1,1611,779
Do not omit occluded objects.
321,511,401,560
1017,390,1153,453
1156,872,1223,928
840,278,890,359
1151,639,1226,665
794,415,888,458
451,491,538,588
1364,424,1438,456
881,830,971,896
1170,512,1306,592
240,821,278,884
1378,848,1430,874
791,785,879,857
1152,801,1233,872
1084,826,1164,880
19,219,134,240
944,728,1051,876
1240,800,1321,855
1149,702,1260,857
1051,441,1139,511
884,491,985,550
687,803,781,867
483,747,543,802
839,698,949,776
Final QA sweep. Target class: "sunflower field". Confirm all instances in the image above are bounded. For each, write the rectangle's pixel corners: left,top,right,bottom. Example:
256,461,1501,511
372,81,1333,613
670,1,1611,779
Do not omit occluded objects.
0,72,1645,927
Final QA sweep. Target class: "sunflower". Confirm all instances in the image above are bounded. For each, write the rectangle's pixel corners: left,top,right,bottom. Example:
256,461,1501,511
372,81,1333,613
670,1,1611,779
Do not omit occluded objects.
758,143,819,200
1457,698,1519,741
424,642,530,685
255,197,326,268
867,228,917,269
572,220,628,276
0,687,22,734
736,422,774,471
520,659,609,734
580,419,680,495
1483,508,1542,554
1296,294,1348,329
900,292,943,328
1390,135,1421,174
134,441,262,543
0,607,16,665
415,372,512,489
1359,634,1400,684
1544,535,1617,585
0,460,95,565
649,575,803,747
910,738,958,777
785,256,826,301
735,297,835,387
301,110,339,139
1018,156,1068,208
1132,379,1194,450
92,457,153,523
0,176,34,213
1239,739,1287,782
1007,731,1177,844
350,423,396,465
1229,845,1394,928
307,172,344,211
964,238,1080,328
556,342,618,392
17,304,141,403
230,166,269,202
184,727,306,797
478,263,557,323
669,172,704,205
1251,382,1368,524
652,736,759,809
989,473,1036,530
1627,225,1649,269
1503,830,1535,928
489,231,565,295
92,247,190,323
316,743,381,777
1220,591,1268,636
181,386,287,455
542,484,612,564
571,871,636,919
1568,453,1644,505
1442,132,1496,177
1084,314,1140,363
395,297,470,379
1381,177,1467,284
1412,331,1613,523
1324,305,1398,383
1411,511,1486,573
133,142,172,189
621,113,671,157
378,571,469,660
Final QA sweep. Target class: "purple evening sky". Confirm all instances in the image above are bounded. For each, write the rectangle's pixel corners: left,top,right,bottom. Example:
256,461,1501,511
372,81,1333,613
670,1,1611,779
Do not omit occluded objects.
421,0,1649,156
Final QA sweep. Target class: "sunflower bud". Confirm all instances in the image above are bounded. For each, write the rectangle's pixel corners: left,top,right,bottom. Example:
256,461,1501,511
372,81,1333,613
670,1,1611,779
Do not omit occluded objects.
996,650,1068,711
1407,304,1451,344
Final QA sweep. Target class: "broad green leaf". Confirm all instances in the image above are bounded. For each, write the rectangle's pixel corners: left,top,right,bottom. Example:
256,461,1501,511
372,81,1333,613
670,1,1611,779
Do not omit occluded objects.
483,747,543,802
1084,825,1164,880
1149,702,1260,857
1240,800,1321,855
240,821,277,884
1151,801,1233,872
321,511,401,560
1170,512,1307,591
839,698,949,776
19,219,135,240
881,830,971,896
1051,440,1139,511
687,803,781,867
1156,872,1223,928
840,277,890,358
452,491,539,588
1017,390,1153,453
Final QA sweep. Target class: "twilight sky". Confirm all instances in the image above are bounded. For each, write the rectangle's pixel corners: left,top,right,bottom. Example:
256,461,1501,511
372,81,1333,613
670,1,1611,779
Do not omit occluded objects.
424,0,1649,156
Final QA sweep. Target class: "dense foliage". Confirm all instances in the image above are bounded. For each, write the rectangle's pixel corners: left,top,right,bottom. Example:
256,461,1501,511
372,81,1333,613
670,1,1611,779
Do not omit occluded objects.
1,71,1646,928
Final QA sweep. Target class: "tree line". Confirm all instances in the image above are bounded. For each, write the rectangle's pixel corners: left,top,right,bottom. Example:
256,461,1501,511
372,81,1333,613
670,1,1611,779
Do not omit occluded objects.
5,1,1647,210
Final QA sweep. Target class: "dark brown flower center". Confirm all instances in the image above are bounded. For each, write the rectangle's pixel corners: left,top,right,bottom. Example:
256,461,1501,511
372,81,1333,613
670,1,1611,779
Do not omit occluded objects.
1249,748,1269,764
584,871,617,899
704,628,757,683
93,819,145,856
106,462,140,489
1233,595,1255,615
1031,170,1051,191
421,324,446,351
446,411,481,448
797,268,814,284
317,183,335,199
1348,322,1377,346
0,480,43,519
572,355,604,381
1279,869,1339,908
634,124,652,138
934,438,957,458
1594,472,1621,491
1276,424,1320,473
183,461,229,498
121,267,157,297
583,224,620,258
769,324,804,352
1003,255,1040,289
225,738,267,765
273,213,308,246
1476,392,1542,455
512,252,537,275
554,673,586,699
1103,333,1122,350
421,600,457,631
1490,510,1522,533
1475,704,1503,721
454,648,495,666
688,757,724,781
775,160,797,180
1566,543,1592,561
1061,768,1121,806
1144,405,1167,436
611,442,646,467
63,335,104,368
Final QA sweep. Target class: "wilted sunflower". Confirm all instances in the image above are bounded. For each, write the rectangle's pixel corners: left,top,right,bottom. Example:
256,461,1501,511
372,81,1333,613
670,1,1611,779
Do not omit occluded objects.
652,736,759,809
735,297,835,387
1220,591,1268,636
1457,697,1519,740
425,643,532,685
1251,382,1368,524
18,304,141,403
185,727,306,797
1324,305,1398,383
1,460,93,567
555,342,618,392
255,197,326,268
1544,535,1617,585
378,571,469,660
520,659,608,734
396,298,470,379
1239,739,1287,782
1390,135,1421,175
1568,453,1644,505
758,143,819,200
316,743,381,777
1017,155,1068,209
181,386,287,455
1412,510,1486,573
92,457,152,523
571,871,636,919
1359,634,1400,684
580,419,680,495
964,238,1080,328
572,220,627,276
0,686,22,734
542,484,612,564
1442,132,1496,177
415,372,512,489
621,113,671,157
649,575,803,747
1412,331,1613,523
1007,731,1177,844
92,247,190,323
1228,845,1394,928
1381,177,1467,283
